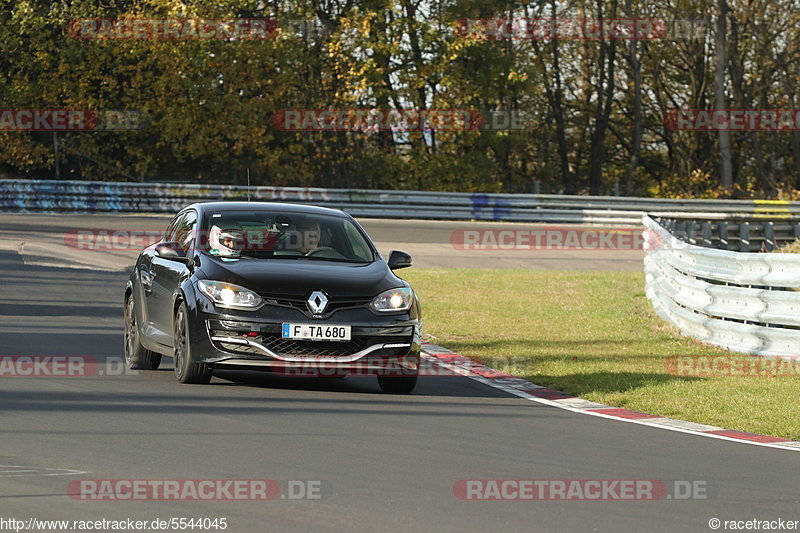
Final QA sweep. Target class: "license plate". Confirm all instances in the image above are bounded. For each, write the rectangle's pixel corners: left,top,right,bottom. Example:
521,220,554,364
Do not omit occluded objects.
282,323,351,341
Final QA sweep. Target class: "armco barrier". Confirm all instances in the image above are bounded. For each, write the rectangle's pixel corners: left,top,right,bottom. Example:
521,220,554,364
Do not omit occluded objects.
643,214,800,357
655,213,800,252
4,179,800,224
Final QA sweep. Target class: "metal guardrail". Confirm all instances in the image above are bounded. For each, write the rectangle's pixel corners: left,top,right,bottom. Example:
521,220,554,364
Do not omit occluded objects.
3,179,800,224
6,178,800,355
643,214,800,358
654,214,800,252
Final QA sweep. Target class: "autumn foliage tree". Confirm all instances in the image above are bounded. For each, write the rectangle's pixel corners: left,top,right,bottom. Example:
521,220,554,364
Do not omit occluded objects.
1,0,799,197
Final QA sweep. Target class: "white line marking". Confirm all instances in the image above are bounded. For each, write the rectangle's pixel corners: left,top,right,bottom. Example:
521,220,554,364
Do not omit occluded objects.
421,348,800,452
0,464,87,477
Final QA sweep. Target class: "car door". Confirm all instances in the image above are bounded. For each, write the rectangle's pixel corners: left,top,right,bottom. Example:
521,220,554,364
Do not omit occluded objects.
138,213,180,342
145,210,196,346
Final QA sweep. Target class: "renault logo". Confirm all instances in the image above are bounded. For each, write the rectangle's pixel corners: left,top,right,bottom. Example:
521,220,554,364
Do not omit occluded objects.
307,290,328,315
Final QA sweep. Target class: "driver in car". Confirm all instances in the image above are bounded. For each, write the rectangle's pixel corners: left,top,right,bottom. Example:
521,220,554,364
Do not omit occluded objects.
209,224,245,259
297,221,322,255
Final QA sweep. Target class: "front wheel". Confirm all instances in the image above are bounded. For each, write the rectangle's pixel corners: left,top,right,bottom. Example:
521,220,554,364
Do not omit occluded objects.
377,375,418,394
124,295,161,370
173,302,212,384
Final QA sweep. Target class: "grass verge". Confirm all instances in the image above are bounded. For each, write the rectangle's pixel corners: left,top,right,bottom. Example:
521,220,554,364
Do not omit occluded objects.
402,268,800,440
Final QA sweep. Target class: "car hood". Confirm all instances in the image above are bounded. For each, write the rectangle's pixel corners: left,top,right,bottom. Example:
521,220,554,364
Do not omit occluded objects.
196,255,404,298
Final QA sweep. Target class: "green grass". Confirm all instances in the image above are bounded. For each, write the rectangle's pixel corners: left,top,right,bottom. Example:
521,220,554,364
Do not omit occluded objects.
402,269,800,440
774,239,800,253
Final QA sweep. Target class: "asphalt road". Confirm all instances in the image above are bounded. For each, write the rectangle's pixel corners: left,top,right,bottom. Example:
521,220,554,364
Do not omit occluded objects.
0,215,797,533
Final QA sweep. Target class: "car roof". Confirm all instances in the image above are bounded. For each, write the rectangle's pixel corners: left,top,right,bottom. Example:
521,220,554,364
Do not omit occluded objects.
185,201,349,217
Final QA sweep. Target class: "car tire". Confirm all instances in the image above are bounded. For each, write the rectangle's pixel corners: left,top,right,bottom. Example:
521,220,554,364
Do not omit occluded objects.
377,375,418,394
124,295,162,370
173,302,212,384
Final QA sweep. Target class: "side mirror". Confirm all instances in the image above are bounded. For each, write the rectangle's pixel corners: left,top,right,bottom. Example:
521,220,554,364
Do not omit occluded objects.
155,242,191,264
387,250,412,270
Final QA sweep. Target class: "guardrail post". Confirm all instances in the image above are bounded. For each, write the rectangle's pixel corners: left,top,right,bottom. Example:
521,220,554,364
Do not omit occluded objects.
701,222,712,248
687,221,697,245
676,220,687,241
764,221,775,251
739,222,750,252
718,222,729,250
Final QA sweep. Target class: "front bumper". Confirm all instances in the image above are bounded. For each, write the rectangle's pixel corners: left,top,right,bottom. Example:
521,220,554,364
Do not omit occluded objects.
188,299,421,373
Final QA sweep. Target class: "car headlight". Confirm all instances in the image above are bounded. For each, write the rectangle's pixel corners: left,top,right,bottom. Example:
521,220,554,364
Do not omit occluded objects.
197,280,263,310
371,287,414,313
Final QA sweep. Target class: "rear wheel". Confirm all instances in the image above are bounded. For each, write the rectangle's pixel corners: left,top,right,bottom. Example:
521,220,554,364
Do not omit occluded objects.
173,302,212,384
124,295,161,370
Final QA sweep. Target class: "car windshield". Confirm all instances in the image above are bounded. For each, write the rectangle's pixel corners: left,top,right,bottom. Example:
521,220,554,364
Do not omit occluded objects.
201,210,375,263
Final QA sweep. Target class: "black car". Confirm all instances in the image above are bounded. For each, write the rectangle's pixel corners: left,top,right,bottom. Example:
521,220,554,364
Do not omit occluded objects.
124,202,422,393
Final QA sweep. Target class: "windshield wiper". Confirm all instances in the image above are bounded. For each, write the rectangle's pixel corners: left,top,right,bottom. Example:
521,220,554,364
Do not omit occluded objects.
300,256,370,264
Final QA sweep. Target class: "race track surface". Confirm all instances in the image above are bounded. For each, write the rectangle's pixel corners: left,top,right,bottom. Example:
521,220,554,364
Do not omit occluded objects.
0,215,795,533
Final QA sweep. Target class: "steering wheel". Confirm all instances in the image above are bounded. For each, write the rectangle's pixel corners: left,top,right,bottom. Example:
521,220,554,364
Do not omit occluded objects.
305,247,345,259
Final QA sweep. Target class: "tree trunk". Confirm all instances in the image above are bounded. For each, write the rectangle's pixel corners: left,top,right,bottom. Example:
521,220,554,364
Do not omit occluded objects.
588,0,618,196
715,0,733,191
624,0,642,195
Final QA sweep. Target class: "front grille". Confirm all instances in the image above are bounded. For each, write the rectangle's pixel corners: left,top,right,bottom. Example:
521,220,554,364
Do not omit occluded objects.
261,294,372,315
261,334,370,357
211,330,371,357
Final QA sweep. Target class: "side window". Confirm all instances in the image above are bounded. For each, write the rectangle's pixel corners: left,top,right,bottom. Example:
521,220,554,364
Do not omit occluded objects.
164,214,185,243
175,211,197,253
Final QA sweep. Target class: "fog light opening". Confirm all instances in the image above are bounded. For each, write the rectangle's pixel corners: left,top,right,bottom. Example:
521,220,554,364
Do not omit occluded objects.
398,357,418,371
